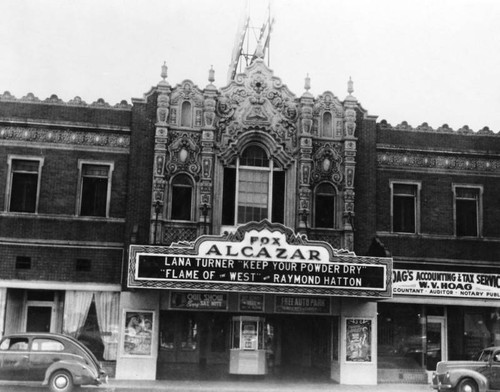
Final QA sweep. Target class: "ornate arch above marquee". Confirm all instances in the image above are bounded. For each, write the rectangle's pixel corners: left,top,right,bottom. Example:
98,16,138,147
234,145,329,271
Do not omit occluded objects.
218,129,294,168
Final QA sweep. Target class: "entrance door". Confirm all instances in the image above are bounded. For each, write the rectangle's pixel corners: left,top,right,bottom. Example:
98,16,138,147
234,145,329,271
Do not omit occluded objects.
278,315,331,379
426,316,447,371
26,306,52,332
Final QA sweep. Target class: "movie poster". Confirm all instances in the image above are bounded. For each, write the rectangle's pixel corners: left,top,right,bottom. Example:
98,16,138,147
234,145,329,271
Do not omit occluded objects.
346,318,372,362
123,310,154,356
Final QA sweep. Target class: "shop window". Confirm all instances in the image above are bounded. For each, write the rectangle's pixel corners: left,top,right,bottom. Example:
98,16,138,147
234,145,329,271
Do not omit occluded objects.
15,256,31,270
181,315,198,350
454,185,481,237
160,314,175,350
78,162,113,217
210,314,228,353
314,183,336,228
7,157,43,213
222,145,285,225
170,174,193,221
322,112,334,138
180,101,192,127
391,182,420,234
63,291,119,361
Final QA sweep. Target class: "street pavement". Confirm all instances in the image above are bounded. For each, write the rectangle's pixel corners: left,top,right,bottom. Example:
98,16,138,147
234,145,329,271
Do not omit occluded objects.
0,379,434,392
104,379,433,392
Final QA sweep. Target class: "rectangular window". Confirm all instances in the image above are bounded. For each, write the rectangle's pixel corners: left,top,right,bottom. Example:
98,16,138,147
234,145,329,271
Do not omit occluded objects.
79,162,112,217
76,258,92,272
391,182,419,234
454,186,481,237
15,256,31,270
8,158,42,213
222,168,236,225
237,168,269,223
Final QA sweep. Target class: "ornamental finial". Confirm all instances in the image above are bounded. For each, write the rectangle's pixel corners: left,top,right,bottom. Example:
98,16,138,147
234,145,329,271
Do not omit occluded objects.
348,76,354,95
161,62,168,81
305,74,311,92
208,65,215,83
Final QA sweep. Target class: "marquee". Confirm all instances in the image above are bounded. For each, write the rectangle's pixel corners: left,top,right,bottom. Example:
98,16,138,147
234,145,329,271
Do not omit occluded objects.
128,220,392,298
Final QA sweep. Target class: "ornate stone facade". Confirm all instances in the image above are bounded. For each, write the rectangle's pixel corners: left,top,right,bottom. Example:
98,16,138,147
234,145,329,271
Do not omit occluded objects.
150,59,360,250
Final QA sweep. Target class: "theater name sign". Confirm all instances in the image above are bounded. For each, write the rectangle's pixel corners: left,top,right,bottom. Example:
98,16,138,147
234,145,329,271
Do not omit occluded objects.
128,221,392,298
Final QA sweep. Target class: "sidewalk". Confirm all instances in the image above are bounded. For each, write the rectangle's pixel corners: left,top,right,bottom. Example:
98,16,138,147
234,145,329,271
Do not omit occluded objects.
103,379,433,392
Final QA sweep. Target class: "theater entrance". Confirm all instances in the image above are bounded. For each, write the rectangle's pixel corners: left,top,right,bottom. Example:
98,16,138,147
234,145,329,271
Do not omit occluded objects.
267,315,333,380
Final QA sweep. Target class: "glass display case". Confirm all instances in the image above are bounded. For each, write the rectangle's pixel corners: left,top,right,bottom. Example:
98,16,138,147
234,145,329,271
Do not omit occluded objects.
229,316,267,375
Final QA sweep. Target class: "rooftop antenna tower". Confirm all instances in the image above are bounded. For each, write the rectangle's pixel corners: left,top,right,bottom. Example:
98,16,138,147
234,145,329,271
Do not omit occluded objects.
227,0,274,83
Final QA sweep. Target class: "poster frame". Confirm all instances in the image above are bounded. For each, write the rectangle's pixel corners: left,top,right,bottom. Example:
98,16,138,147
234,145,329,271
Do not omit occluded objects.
345,317,372,363
121,309,155,358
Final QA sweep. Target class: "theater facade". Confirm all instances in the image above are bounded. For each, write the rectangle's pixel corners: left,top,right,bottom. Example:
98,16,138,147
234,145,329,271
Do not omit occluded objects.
2,25,500,387
114,57,393,384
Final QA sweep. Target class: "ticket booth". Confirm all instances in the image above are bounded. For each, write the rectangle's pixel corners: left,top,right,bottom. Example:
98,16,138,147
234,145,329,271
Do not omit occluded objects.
229,315,266,375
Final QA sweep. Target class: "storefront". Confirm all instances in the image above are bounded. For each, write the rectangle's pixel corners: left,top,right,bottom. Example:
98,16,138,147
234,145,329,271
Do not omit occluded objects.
378,267,500,383
0,282,121,374
115,221,392,385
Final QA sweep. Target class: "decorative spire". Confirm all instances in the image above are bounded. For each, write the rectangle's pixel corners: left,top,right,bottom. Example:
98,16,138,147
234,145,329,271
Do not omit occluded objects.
161,62,168,82
208,65,215,84
304,74,311,92
347,76,354,95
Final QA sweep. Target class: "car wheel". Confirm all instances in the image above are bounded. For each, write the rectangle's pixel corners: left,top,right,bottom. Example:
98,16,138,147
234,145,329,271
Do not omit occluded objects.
49,370,74,392
457,378,478,392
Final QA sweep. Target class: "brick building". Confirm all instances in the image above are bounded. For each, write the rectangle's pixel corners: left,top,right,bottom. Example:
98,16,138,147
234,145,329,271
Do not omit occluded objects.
1,40,499,388
364,121,500,382
0,92,130,369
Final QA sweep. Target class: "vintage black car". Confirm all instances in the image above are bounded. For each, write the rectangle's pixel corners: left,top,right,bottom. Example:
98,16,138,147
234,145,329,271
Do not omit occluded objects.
432,346,500,392
0,332,107,392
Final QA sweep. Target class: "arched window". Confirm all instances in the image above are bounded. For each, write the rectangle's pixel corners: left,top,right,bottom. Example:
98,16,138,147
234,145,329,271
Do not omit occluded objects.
314,183,336,228
180,101,192,127
222,145,284,225
171,174,193,221
322,112,334,138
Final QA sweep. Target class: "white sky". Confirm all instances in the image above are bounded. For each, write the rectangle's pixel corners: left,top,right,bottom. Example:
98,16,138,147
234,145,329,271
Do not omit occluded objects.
1,0,499,131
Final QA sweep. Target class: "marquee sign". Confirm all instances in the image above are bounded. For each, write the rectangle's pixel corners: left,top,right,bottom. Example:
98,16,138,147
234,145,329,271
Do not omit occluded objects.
393,268,500,298
128,220,392,298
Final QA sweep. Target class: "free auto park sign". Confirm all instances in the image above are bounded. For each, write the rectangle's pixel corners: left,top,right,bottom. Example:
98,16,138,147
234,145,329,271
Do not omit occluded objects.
128,220,392,298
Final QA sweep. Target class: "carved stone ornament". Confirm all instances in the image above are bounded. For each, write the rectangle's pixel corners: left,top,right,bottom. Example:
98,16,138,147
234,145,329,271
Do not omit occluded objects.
216,60,298,153
157,92,170,124
311,142,344,184
165,133,201,179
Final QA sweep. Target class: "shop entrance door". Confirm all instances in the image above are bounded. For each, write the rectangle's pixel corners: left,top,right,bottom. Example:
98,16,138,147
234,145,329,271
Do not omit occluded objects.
426,316,447,371
26,306,52,332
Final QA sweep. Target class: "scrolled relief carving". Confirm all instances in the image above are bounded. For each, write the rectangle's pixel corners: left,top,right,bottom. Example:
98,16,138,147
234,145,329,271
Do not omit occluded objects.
311,142,344,184
203,97,216,128
165,132,201,179
217,62,298,151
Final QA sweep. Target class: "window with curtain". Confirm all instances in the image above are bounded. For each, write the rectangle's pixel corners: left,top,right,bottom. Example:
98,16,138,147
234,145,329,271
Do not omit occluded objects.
63,291,119,361
222,145,285,225
392,182,419,234
314,183,336,228
79,163,112,217
170,174,193,221
9,158,42,213
454,186,481,237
